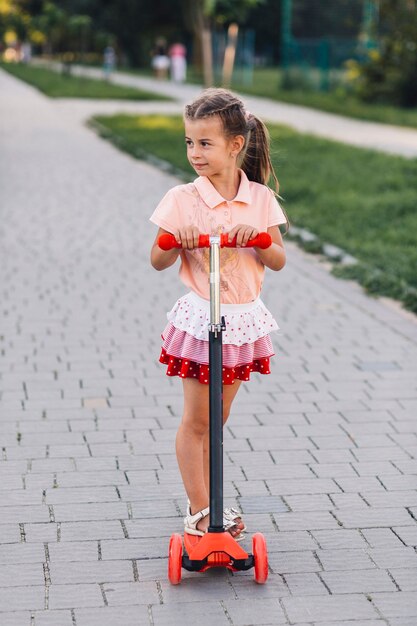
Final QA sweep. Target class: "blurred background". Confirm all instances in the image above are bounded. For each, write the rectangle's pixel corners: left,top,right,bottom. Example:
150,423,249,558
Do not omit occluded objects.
1,1,417,314
1,0,416,108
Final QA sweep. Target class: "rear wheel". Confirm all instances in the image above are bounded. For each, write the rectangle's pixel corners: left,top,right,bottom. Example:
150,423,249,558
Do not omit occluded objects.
252,533,268,584
168,534,183,585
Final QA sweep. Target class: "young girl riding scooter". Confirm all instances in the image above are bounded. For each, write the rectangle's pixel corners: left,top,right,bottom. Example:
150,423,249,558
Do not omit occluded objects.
150,88,287,541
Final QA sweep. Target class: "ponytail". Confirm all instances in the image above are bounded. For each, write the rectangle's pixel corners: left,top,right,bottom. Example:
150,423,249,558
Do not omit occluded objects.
241,115,289,233
240,115,279,195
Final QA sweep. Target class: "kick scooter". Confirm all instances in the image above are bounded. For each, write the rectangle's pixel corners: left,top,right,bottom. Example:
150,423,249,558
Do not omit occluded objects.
158,231,271,585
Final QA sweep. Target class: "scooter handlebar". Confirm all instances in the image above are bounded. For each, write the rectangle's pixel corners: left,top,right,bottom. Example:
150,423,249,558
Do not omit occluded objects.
222,232,272,249
158,232,272,250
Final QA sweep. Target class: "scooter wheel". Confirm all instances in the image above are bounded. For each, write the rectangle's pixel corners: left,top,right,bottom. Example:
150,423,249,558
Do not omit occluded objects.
168,533,183,585
252,532,268,584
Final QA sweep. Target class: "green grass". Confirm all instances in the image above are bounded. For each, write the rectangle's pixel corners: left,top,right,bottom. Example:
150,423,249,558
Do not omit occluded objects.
229,67,417,130
91,113,417,312
20,60,417,127
0,62,169,100
91,115,192,171
125,65,417,129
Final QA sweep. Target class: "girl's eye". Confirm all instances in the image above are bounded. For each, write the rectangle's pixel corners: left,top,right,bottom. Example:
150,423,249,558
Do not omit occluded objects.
185,140,193,147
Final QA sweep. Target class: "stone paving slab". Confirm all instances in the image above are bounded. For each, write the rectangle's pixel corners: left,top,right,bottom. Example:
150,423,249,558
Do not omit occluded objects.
1,67,417,624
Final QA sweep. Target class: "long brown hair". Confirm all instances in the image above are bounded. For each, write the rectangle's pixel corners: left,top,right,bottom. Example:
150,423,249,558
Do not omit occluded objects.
184,88,280,194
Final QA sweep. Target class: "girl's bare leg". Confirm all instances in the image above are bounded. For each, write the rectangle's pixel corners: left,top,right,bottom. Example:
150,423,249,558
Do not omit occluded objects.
176,379,210,521
202,380,241,494
203,381,245,533
176,378,243,535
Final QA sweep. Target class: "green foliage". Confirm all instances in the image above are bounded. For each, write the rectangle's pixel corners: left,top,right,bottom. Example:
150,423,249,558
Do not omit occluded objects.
1,0,187,65
61,0,186,66
36,1,66,50
185,0,263,23
0,62,170,99
92,113,417,312
0,0,32,41
213,0,264,24
352,0,417,107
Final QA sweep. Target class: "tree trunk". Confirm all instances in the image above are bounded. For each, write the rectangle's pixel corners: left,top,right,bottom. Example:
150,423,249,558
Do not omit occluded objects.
201,26,214,86
182,0,213,86
222,22,239,87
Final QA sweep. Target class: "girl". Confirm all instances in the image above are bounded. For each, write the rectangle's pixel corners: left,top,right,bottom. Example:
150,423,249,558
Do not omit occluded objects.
150,88,287,541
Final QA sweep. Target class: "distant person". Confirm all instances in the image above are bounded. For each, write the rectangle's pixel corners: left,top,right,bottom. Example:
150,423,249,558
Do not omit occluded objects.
20,42,32,64
151,37,169,80
103,45,116,80
169,42,187,83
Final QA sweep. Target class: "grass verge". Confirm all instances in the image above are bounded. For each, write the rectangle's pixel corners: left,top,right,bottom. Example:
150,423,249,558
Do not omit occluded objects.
0,62,170,100
229,68,417,130
90,113,417,313
125,65,417,129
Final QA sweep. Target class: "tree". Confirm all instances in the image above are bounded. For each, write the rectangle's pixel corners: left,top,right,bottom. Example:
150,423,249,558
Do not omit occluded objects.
181,0,214,86
354,0,417,107
0,0,32,46
182,0,263,87
68,14,91,63
13,0,186,66
36,1,66,55
217,0,263,86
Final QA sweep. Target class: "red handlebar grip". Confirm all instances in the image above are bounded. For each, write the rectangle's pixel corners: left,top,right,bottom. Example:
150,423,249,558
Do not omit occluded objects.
158,233,210,250
158,232,271,250
220,232,272,249
158,233,179,250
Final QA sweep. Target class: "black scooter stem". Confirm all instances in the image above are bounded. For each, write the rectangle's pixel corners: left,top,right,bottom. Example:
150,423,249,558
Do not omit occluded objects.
208,328,224,532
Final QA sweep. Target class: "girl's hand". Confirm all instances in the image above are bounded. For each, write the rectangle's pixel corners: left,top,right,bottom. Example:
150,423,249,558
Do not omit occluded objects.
174,226,201,250
227,224,259,247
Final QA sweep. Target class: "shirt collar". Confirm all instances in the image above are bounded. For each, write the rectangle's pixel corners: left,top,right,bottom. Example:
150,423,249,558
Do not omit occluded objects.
193,169,252,208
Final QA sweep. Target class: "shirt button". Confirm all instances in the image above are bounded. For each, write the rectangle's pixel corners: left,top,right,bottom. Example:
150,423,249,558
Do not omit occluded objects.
224,211,228,216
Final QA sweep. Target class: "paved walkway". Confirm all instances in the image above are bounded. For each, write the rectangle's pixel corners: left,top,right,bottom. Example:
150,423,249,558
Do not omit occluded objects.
1,67,417,626
43,61,417,158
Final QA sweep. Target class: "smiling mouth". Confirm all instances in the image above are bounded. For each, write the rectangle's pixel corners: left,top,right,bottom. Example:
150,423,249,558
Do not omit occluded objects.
193,163,207,168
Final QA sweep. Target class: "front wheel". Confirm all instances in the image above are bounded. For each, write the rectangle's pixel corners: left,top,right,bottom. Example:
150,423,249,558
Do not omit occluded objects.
168,534,183,585
252,533,268,584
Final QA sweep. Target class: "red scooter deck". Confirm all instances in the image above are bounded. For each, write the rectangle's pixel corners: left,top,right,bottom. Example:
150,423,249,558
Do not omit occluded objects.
168,530,268,583
183,531,251,573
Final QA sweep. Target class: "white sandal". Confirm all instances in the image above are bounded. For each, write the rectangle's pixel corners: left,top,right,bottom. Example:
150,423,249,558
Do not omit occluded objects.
185,501,246,541
224,507,247,533
184,506,210,537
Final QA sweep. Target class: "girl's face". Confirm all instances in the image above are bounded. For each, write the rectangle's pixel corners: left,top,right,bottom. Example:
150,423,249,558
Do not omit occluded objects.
184,116,244,179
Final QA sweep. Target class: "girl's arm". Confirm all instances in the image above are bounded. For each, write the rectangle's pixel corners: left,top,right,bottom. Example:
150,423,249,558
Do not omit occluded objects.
151,227,180,271
150,226,202,270
255,225,286,271
226,224,286,271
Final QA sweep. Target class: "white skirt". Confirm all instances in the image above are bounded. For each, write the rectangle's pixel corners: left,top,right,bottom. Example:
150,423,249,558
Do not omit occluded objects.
159,292,279,383
165,291,279,346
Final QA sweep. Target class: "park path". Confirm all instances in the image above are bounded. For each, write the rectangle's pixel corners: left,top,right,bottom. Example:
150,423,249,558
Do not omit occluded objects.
42,61,417,158
1,66,417,626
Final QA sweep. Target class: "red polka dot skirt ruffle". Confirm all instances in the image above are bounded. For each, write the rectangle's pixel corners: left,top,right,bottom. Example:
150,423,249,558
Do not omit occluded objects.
159,348,271,385
158,291,278,385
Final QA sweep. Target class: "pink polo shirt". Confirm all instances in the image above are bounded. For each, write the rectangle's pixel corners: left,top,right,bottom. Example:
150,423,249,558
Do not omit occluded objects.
150,170,287,304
